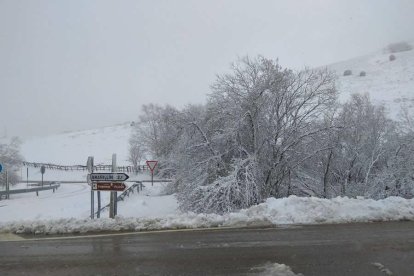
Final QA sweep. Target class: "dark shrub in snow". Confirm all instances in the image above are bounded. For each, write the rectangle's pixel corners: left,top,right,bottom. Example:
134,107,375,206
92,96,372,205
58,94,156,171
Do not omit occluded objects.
389,54,396,61
359,71,366,77
343,70,352,76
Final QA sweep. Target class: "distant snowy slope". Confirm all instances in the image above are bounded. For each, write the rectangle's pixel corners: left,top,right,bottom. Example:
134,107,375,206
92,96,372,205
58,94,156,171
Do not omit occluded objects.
21,123,132,165
326,44,414,118
17,45,414,165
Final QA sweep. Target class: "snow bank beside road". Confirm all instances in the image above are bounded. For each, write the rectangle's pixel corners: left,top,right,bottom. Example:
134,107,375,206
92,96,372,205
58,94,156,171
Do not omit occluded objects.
242,196,414,224
1,196,413,235
251,262,304,276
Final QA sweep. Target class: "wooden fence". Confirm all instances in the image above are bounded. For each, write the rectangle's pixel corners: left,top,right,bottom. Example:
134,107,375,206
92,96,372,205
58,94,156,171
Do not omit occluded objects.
22,162,149,173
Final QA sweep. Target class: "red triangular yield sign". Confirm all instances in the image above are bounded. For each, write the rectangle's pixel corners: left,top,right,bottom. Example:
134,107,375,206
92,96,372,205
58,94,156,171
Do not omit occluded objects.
146,160,158,172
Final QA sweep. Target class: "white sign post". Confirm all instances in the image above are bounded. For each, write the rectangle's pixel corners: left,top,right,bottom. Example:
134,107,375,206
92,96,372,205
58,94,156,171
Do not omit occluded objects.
87,156,94,219
146,160,158,186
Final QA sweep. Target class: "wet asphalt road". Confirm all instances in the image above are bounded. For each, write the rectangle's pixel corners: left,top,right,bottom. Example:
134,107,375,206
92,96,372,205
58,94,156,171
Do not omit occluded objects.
0,221,413,275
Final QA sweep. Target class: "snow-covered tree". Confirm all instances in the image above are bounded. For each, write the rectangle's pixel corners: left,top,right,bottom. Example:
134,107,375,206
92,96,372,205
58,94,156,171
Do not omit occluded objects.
128,133,145,173
175,57,337,213
131,56,413,214
332,94,393,197
0,137,23,186
130,104,184,177
370,105,414,199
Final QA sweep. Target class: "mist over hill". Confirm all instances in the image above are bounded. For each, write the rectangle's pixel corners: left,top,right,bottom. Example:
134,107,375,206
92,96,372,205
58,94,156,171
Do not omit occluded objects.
17,43,414,165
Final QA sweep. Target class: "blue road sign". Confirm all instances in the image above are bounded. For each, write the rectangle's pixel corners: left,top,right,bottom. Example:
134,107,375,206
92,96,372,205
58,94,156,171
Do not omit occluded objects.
0,163,2,173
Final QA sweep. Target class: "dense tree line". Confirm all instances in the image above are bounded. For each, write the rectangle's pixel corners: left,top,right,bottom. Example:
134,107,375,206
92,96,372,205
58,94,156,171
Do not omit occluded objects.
0,137,23,186
130,56,414,213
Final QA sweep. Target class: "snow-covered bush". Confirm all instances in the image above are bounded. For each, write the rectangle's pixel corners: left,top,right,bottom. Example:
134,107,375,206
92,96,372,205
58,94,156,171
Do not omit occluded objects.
178,157,261,213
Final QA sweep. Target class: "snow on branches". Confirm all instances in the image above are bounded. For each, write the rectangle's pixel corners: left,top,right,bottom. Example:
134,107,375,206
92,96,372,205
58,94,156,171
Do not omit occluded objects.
130,56,414,213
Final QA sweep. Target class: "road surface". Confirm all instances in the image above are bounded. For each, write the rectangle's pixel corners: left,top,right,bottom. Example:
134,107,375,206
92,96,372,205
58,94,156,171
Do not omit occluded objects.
0,221,413,275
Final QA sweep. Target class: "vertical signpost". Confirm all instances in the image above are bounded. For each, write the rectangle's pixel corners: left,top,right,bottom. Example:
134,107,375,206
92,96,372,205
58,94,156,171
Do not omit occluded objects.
0,164,7,200
146,160,158,186
87,155,128,220
110,154,117,218
87,156,94,219
97,184,101,218
40,165,45,187
6,169,9,199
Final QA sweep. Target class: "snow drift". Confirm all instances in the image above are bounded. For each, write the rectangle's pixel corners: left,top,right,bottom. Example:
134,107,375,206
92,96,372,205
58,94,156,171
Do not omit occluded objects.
1,196,412,235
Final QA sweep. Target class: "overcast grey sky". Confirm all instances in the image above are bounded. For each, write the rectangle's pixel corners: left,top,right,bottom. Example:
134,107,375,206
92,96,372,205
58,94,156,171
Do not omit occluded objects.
1,0,413,138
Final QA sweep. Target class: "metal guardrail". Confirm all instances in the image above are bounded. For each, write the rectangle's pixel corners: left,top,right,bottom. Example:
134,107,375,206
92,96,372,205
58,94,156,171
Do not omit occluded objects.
95,182,144,215
140,179,173,183
117,182,144,202
94,179,174,216
0,184,61,200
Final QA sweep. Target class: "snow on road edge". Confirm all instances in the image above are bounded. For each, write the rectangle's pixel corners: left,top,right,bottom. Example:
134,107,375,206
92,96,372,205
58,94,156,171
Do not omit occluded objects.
0,196,413,235
251,262,304,276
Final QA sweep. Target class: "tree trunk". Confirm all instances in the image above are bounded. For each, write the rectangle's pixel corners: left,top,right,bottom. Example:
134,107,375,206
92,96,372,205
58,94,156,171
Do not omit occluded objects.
323,150,333,198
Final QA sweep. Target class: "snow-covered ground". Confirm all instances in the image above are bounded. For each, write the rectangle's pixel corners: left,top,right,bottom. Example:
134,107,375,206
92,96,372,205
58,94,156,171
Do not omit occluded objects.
0,172,175,221
0,185,412,234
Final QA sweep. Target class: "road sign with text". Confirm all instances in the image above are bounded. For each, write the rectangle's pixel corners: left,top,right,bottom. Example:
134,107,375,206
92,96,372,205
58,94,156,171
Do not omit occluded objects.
92,182,127,192
90,173,129,182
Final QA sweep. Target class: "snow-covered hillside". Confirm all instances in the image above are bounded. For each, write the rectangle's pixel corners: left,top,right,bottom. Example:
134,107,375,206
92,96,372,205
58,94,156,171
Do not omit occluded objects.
327,44,414,119
20,123,133,165
14,43,414,166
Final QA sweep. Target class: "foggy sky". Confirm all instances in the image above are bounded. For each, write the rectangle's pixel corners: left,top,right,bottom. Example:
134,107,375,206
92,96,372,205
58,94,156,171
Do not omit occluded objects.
1,0,413,138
